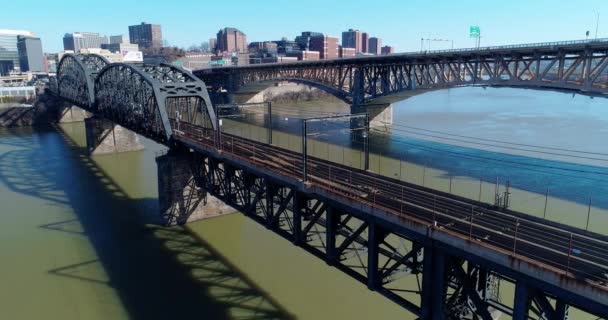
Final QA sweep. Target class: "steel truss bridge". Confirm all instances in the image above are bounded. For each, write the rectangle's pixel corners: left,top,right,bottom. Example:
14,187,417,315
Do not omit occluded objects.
52,50,608,319
195,38,608,107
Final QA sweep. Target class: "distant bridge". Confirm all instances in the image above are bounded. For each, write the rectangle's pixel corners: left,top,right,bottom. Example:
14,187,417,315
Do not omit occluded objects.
195,38,608,109
51,48,608,319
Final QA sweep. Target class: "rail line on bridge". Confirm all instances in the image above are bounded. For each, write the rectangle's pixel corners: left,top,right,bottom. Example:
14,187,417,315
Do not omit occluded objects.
173,120,608,288
52,47,608,318
169,119,608,318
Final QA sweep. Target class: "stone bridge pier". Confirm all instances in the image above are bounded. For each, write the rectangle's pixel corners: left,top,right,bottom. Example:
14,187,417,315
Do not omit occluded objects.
59,103,91,123
156,150,234,225
354,103,394,130
84,116,144,155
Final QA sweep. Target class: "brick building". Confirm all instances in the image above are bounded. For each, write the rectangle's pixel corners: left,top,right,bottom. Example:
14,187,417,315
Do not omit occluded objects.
309,36,339,59
339,46,356,58
286,50,320,61
342,29,362,53
381,45,395,55
217,27,248,53
361,32,369,53
369,37,382,55
128,22,162,49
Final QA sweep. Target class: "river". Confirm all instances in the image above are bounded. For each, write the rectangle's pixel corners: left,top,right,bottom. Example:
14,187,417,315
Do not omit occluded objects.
0,87,604,319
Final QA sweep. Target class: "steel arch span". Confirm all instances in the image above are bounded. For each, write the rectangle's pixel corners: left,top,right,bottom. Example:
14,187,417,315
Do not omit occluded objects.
94,63,217,143
195,40,608,105
57,53,110,107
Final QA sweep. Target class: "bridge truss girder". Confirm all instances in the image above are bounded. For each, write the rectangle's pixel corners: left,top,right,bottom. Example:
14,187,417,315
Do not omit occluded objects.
57,53,110,107
170,148,607,320
54,57,218,143
198,48,608,105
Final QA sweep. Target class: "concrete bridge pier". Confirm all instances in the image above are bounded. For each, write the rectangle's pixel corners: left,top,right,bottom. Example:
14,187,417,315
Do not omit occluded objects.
351,102,394,134
364,103,393,129
156,150,234,226
59,104,91,123
84,116,144,155
350,69,393,131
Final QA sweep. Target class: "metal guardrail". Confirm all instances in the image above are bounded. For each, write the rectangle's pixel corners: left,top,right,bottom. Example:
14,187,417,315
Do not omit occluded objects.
422,38,608,55
171,120,608,289
201,38,608,71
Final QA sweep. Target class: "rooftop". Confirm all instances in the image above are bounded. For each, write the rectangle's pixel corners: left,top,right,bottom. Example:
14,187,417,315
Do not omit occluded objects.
0,29,35,37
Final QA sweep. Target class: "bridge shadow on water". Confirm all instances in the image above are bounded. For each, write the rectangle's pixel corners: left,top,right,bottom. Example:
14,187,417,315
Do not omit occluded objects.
0,125,294,320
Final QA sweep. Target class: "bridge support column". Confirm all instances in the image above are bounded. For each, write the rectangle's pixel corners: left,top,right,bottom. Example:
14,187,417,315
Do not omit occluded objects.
325,207,340,265
292,192,304,245
84,116,144,155
59,104,91,123
351,69,366,114
420,244,448,320
513,281,531,320
365,103,393,129
156,150,234,226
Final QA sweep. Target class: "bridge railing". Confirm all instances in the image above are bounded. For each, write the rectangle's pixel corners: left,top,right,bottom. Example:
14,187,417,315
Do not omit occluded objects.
171,120,608,290
408,38,608,55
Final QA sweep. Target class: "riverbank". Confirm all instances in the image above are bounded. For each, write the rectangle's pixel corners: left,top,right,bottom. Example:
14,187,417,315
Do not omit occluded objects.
0,93,63,127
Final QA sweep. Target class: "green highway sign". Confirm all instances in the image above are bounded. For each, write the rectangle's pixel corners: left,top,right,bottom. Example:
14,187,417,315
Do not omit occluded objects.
470,26,481,38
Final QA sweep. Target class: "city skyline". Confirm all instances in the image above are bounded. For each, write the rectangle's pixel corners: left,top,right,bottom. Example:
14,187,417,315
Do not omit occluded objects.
3,0,608,53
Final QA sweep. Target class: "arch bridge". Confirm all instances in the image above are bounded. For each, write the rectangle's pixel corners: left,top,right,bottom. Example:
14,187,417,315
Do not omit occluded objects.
195,39,608,108
56,53,217,143
50,51,608,320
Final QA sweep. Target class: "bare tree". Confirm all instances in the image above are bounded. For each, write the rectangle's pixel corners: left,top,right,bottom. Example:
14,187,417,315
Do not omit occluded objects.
142,46,185,63
188,44,201,52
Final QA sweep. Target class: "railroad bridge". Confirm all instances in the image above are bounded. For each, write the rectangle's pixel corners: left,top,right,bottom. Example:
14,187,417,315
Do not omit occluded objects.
51,43,608,319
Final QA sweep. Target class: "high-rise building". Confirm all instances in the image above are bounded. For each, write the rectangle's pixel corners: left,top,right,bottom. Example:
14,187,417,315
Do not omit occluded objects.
216,27,248,53
0,29,36,75
309,35,339,60
17,35,44,72
361,32,369,53
63,32,109,52
295,31,323,50
209,38,217,52
110,35,129,44
369,37,382,55
381,46,395,55
342,29,363,53
129,22,162,49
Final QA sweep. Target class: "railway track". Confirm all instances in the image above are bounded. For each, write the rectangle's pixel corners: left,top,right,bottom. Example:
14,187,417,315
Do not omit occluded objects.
172,121,608,289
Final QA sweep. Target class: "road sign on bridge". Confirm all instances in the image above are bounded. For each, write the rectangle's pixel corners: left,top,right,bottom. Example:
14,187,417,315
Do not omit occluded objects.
470,25,481,38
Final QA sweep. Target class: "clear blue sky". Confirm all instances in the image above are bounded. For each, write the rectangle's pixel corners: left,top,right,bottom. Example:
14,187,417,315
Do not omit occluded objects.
4,0,608,53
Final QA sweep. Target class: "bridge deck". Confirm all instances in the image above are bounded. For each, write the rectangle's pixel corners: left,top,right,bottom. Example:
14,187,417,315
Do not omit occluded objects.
197,38,608,71
171,121,608,296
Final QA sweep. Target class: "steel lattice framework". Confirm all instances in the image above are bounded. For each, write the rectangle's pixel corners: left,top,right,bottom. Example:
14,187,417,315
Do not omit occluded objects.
57,53,110,107
55,55,217,143
49,47,608,318
165,125,608,319
195,40,608,105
